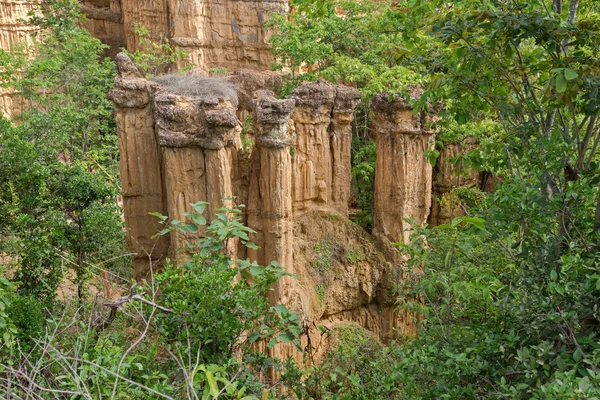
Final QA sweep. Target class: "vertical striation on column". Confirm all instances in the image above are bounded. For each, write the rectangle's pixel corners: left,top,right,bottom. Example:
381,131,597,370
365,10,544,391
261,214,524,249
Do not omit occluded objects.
247,91,295,302
108,53,169,278
372,91,435,244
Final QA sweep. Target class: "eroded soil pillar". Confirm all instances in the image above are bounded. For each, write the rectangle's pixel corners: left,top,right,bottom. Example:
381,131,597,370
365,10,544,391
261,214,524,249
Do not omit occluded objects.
330,85,361,214
287,80,359,217
109,54,169,278
372,92,435,244
153,81,241,262
247,92,296,302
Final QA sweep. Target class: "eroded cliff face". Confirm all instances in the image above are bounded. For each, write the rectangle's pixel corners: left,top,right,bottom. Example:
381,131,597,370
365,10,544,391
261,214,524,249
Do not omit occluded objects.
81,0,125,58
79,0,288,71
109,55,420,361
0,0,38,117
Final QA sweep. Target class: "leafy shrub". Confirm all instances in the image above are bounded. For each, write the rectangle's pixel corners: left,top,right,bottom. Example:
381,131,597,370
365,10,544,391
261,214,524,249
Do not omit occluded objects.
0,0,127,301
350,138,376,230
153,201,302,386
0,277,17,347
287,323,400,400
7,295,45,350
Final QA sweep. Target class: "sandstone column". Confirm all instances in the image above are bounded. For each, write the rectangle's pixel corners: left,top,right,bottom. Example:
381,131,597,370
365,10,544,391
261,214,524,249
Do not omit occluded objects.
372,92,435,244
109,53,169,278
288,80,361,216
247,91,296,302
330,85,361,214
152,78,241,261
289,80,336,214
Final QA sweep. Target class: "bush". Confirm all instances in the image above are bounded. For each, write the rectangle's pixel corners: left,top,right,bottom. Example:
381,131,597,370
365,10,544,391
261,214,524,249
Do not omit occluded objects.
7,295,45,350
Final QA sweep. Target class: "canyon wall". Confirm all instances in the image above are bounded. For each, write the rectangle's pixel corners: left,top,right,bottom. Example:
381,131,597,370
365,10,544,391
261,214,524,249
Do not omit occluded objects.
109,55,422,357
80,0,288,70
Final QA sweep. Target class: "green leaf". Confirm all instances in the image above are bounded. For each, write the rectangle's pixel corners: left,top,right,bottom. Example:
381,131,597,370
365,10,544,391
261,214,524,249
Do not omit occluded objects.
191,214,207,226
248,332,261,343
463,216,486,230
278,331,295,343
573,348,583,362
274,304,288,315
550,270,557,281
267,337,278,348
564,68,578,80
246,242,259,250
191,201,208,214
186,223,198,233
204,370,219,398
556,73,567,93
579,376,590,392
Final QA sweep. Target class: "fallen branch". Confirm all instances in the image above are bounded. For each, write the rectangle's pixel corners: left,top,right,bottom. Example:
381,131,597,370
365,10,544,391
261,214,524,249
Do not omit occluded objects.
93,284,171,334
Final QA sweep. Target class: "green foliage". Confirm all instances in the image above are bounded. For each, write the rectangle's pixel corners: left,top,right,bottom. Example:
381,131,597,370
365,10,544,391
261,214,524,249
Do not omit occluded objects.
349,137,376,228
315,284,326,303
123,23,190,77
0,277,17,347
345,248,364,264
240,115,255,154
0,0,127,301
350,138,376,230
285,323,400,400
269,2,600,398
153,201,302,383
6,295,45,350
313,236,337,274
209,66,228,75
267,0,429,99
387,205,600,398
0,204,301,399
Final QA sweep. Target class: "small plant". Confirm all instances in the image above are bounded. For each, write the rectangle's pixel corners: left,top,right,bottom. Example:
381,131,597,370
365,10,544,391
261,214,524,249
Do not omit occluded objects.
152,200,303,366
0,277,16,348
439,185,486,216
345,248,364,264
124,23,190,77
6,295,44,351
313,237,336,274
350,138,376,231
316,284,326,303
209,66,228,75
